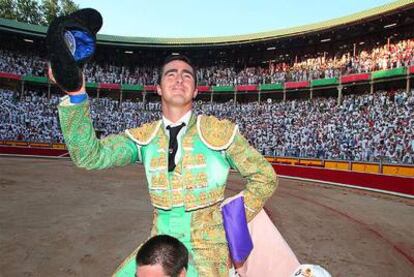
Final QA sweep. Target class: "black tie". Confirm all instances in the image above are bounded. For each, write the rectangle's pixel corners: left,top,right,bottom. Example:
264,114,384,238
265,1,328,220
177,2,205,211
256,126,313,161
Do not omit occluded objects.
166,123,185,172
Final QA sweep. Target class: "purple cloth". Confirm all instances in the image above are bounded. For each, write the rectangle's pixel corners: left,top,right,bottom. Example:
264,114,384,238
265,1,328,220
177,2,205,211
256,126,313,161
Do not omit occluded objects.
221,196,253,263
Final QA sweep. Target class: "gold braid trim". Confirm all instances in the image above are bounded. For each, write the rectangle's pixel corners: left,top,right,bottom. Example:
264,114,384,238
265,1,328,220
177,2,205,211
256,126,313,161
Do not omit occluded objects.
190,203,229,276
197,115,238,150
125,120,162,145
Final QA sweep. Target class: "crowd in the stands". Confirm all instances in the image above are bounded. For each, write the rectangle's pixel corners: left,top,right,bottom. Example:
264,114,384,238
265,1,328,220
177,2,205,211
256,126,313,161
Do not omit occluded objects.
1,88,413,164
1,38,413,86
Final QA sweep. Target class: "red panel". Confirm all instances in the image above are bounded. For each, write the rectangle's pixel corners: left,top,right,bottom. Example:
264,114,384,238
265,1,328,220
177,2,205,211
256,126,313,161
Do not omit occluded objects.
0,146,68,157
144,85,157,91
0,72,21,80
272,164,414,196
341,73,370,83
99,83,121,90
197,86,210,92
285,81,310,89
409,66,414,74
236,85,258,91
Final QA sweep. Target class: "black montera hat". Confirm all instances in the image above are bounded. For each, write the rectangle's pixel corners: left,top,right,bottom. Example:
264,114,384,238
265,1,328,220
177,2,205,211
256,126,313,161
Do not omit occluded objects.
46,8,103,92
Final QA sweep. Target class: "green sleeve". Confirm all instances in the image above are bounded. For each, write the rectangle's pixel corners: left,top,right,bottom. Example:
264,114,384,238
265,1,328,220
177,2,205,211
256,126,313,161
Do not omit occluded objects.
58,100,139,170
225,132,278,222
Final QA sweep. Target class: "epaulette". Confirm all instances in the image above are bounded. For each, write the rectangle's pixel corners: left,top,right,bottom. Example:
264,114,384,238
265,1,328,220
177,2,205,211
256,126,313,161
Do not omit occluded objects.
197,115,238,150
125,120,162,145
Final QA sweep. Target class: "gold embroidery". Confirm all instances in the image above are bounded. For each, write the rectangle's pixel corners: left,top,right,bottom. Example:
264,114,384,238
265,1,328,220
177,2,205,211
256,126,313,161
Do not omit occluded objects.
58,101,138,170
156,128,169,151
185,186,225,211
182,172,192,184
150,173,168,190
149,189,190,210
198,115,237,150
185,172,208,189
170,174,183,190
182,154,206,169
195,172,208,188
182,126,196,147
172,190,184,207
182,154,191,165
199,192,207,203
150,154,167,171
128,121,161,145
190,204,229,276
196,154,205,164
226,134,278,221
185,192,196,207
149,191,172,209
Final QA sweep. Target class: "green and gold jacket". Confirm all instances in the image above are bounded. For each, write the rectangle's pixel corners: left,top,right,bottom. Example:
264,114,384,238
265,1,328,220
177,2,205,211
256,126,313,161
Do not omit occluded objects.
58,97,278,221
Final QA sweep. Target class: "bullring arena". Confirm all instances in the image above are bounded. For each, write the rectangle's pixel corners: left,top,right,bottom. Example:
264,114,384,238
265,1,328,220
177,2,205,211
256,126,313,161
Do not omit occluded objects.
1,0,414,276
0,156,413,276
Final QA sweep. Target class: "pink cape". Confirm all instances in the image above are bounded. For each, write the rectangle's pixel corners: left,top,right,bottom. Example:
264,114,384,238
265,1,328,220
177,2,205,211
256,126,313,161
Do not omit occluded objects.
235,209,300,277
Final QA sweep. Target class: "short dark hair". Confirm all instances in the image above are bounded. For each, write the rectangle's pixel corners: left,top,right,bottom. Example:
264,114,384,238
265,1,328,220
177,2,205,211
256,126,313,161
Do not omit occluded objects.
158,54,197,86
136,235,188,277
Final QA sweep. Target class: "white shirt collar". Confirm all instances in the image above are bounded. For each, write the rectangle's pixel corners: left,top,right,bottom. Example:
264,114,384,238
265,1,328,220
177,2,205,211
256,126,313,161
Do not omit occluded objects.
162,110,192,129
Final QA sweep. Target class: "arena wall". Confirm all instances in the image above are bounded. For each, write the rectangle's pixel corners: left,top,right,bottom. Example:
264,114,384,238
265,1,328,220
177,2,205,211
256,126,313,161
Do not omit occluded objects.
1,144,412,198
273,164,414,198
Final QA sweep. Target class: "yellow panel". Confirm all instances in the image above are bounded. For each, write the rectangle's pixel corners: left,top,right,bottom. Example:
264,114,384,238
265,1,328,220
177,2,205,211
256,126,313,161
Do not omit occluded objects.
299,159,323,166
30,143,50,148
325,161,349,170
276,158,298,165
352,163,379,173
13,141,28,147
52,144,66,150
383,165,414,177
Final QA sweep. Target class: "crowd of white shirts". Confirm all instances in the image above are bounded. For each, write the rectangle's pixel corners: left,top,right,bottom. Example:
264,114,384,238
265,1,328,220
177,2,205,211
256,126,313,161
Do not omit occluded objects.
1,88,413,164
1,39,413,86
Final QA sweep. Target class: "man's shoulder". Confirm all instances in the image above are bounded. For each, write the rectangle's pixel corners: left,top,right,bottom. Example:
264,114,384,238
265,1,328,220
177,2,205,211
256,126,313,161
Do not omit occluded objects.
125,120,162,145
196,115,238,150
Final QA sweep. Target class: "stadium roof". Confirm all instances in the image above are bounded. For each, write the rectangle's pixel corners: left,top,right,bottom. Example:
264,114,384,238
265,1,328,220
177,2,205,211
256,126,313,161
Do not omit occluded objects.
0,0,413,48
